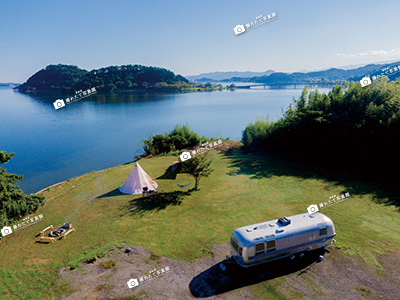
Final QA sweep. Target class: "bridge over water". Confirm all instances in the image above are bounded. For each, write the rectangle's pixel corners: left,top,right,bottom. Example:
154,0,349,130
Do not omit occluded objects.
233,82,344,89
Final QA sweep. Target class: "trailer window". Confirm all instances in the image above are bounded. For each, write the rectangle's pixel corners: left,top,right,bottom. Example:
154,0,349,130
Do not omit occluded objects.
255,243,265,255
266,240,276,249
319,228,327,235
266,240,276,252
231,237,239,253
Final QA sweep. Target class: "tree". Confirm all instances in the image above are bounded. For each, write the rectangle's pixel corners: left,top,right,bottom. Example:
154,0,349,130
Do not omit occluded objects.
104,83,117,92
0,151,45,232
181,152,214,190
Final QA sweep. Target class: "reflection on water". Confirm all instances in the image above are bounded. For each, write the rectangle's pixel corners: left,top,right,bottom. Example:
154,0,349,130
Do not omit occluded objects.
0,86,332,193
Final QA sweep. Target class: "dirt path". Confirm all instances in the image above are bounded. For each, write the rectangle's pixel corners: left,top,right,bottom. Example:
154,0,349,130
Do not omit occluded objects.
59,243,400,300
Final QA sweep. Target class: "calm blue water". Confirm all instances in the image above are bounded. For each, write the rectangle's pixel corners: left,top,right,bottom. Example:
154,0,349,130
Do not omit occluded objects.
0,86,331,194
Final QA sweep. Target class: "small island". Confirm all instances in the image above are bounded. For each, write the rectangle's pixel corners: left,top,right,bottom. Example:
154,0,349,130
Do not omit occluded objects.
16,64,223,93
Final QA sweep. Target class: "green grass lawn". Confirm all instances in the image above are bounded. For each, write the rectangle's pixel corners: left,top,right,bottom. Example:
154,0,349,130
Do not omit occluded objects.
1,149,399,299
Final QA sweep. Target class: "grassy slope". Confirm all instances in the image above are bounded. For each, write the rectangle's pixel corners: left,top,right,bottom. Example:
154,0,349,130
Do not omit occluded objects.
0,150,399,299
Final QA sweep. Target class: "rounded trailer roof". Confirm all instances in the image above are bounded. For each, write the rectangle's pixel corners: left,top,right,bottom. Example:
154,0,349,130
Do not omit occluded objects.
233,213,334,246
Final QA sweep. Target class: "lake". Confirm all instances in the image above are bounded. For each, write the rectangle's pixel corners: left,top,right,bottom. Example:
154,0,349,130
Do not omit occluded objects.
0,86,332,194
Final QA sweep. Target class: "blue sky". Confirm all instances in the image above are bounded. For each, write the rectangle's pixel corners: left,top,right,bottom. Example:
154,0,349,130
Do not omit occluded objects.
1,0,400,82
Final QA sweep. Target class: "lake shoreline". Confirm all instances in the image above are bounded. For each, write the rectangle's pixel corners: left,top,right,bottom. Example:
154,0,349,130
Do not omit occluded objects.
1,87,332,194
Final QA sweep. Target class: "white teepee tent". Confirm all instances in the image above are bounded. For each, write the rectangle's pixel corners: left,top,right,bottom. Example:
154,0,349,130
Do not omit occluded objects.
119,162,158,194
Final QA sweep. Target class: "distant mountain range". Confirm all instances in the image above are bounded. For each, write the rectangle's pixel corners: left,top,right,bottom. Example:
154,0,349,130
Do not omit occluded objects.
186,70,275,82
0,82,20,87
188,62,400,84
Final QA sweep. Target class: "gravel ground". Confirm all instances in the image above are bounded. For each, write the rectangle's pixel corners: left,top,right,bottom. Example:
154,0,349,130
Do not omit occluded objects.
59,243,400,300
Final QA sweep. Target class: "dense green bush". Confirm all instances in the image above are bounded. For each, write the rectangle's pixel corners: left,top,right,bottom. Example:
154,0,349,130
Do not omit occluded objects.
242,117,275,151
142,124,208,156
0,151,45,233
242,77,400,181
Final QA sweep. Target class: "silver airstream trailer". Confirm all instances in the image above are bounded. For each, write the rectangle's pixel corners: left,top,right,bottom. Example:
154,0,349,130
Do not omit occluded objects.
229,213,336,267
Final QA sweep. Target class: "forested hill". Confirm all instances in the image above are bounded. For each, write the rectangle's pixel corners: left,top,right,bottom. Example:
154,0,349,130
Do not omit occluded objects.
16,64,206,93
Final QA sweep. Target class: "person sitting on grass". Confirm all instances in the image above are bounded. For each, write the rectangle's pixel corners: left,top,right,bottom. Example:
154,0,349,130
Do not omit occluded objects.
49,228,65,237
62,222,72,229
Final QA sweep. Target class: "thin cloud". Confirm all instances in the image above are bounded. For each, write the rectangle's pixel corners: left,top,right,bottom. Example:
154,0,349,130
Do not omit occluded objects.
335,48,400,57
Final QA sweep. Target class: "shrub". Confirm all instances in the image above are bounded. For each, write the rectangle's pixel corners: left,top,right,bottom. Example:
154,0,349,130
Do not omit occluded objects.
242,117,275,150
142,124,208,156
